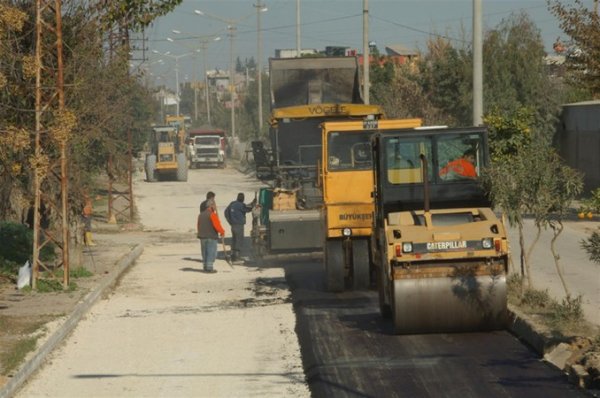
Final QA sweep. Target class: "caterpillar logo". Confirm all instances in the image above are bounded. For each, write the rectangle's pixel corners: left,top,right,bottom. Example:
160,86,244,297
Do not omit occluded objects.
426,241,467,251
339,213,372,221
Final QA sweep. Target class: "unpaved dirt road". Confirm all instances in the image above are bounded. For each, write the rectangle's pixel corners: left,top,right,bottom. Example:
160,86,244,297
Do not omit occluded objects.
16,165,310,397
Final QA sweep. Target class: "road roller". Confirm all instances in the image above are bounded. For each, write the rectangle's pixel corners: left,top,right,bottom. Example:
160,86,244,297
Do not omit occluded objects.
370,125,509,334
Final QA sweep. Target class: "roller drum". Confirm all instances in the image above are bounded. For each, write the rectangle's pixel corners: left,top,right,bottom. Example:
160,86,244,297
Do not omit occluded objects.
392,274,507,334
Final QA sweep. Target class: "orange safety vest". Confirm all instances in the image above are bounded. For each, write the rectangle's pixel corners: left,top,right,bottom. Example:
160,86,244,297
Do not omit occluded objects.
440,158,477,178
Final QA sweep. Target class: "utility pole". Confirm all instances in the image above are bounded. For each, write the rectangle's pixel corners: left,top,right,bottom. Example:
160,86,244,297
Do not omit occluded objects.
199,41,212,125
296,0,301,56
363,0,370,104
473,0,483,126
229,24,236,138
193,55,198,121
194,9,257,136
175,57,181,116
255,1,265,132
33,0,70,289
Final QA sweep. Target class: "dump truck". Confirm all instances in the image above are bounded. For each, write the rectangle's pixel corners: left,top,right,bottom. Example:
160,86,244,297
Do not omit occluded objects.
251,56,383,258
188,128,226,169
370,125,509,334
321,118,422,292
145,125,188,182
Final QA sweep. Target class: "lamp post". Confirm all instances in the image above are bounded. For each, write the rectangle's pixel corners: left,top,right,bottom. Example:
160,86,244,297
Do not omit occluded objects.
473,0,483,126
254,2,268,132
363,0,369,104
194,9,256,139
167,31,221,125
153,50,192,116
296,0,301,56
198,36,221,125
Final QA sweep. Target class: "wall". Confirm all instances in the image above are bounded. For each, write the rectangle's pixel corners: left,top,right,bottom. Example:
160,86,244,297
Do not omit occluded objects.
555,101,600,193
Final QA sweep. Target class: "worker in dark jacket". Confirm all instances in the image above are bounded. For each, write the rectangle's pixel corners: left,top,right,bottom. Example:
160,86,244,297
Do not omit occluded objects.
197,198,225,273
224,193,255,262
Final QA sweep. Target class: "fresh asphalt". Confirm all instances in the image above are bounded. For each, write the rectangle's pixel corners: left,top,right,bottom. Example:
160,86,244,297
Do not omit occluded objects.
283,259,588,398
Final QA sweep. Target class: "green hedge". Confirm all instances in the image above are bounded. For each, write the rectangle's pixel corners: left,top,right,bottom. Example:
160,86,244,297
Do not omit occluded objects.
0,222,55,274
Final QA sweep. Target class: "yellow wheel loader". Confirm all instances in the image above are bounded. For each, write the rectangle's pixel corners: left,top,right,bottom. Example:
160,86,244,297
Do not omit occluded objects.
370,125,509,334
145,125,188,182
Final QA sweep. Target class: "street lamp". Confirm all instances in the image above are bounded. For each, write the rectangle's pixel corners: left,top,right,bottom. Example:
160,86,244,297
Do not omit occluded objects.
198,36,221,126
153,50,193,116
167,30,222,126
254,2,268,132
194,9,256,139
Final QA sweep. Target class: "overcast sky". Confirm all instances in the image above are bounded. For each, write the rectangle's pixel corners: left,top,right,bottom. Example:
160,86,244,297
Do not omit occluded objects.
137,0,584,89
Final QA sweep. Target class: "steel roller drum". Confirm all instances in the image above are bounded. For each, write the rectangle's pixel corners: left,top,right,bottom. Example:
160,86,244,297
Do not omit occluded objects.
392,273,508,334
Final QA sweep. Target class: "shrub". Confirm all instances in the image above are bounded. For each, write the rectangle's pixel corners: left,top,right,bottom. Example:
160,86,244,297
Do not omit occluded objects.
521,288,552,310
582,188,600,214
0,222,55,268
548,295,584,328
581,228,600,264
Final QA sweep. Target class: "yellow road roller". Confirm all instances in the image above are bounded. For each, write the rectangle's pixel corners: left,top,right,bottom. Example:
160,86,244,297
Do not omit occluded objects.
370,125,509,334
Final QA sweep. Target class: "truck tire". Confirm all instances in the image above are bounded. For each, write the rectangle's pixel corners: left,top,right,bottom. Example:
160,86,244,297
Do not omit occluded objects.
176,153,188,182
325,239,344,292
145,154,157,182
352,239,370,290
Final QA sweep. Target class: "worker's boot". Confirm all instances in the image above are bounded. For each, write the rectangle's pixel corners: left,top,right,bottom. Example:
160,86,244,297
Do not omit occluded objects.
84,231,96,246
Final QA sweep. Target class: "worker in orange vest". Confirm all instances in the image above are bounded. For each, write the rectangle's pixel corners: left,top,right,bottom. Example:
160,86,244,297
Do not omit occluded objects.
439,149,477,180
82,194,95,246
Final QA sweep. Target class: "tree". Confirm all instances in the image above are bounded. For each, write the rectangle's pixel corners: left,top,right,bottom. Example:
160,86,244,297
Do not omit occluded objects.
581,229,600,264
0,1,161,224
95,0,183,32
416,37,472,126
483,108,583,295
0,3,31,221
482,109,533,282
548,0,600,98
483,11,561,140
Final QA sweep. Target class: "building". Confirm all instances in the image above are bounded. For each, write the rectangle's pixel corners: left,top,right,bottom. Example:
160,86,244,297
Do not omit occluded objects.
555,100,600,193
384,44,419,65
274,48,318,58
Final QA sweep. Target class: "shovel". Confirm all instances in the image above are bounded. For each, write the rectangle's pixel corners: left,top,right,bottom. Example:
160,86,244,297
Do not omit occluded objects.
221,236,233,268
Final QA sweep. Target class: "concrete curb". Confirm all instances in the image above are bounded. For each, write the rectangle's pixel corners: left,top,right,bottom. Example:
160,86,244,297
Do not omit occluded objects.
508,306,600,392
0,243,144,398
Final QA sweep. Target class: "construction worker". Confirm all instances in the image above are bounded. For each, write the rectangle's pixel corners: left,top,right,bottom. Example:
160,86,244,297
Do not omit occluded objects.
439,149,477,180
82,194,95,246
197,198,225,273
224,193,254,262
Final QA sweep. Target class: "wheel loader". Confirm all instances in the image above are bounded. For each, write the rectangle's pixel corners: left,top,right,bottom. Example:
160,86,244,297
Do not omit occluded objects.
370,125,509,334
145,125,188,182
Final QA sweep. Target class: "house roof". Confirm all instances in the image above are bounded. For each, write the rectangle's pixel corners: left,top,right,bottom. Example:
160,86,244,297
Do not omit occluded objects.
385,44,417,56
563,100,600,107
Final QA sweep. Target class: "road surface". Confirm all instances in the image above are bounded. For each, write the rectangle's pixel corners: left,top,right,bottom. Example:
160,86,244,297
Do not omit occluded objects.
16,164,593,397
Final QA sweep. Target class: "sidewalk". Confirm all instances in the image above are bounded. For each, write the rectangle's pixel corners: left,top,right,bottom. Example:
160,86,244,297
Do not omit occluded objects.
0,224,147,398
506,217,600,327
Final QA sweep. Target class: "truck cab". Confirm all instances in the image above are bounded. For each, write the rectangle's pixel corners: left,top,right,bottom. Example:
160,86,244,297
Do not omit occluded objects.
188,128,226,169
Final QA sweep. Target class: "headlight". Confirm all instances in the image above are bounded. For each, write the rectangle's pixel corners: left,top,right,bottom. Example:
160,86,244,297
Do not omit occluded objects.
342,228,352,237
482,238,493,249
402,242,413,253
